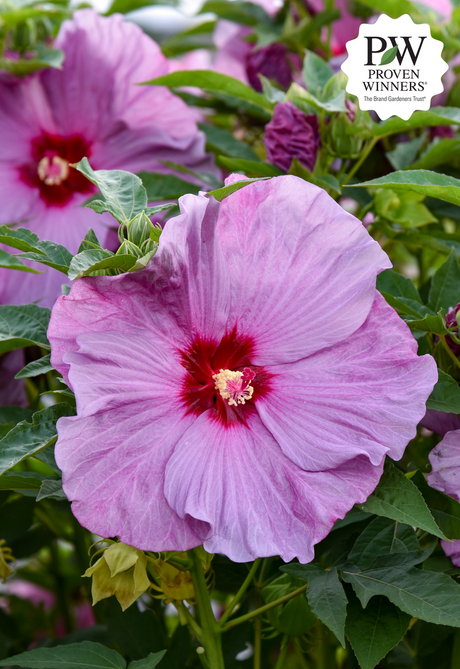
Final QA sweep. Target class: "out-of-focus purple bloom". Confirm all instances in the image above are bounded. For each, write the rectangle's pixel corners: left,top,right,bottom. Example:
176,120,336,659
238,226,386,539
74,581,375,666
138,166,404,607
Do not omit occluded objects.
420,409,460,436
48,174,436,563
429,428,460,565
430,126,456,140
264,102,320,172
0,350,27,407
0,9,215,308
246,43,296,92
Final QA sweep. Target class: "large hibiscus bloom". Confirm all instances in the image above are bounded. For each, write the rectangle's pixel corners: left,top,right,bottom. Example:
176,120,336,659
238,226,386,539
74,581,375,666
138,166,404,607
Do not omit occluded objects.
0,9,215,308
48,175,436,563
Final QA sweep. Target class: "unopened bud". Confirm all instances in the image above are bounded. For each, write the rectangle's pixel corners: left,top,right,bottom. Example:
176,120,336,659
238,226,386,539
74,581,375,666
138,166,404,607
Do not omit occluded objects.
84,541,150,611
0,540,14,582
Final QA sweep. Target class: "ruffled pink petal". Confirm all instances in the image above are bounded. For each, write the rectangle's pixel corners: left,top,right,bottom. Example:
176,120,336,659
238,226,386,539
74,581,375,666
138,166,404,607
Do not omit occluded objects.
428,429,460,502
218,175,390,364
257,293,437,471
441,539,460,567
49,195,230,385
55,330,208,550
164,410,383,562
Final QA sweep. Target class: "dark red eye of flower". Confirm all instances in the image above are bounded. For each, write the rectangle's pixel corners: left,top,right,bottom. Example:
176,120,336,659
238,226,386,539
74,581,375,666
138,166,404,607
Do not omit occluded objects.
179,328,272,426
18,132,94,208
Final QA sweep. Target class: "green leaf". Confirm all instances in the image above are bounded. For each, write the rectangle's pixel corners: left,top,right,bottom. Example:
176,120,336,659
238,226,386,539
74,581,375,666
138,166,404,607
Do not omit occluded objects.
199,0,272,25
68,250,137,281
15,354,53,379
36,479,66,501
139,172,200,201
302,50,333,95
412,138,460,171
143,71,273,117
207,177,270,202
376,269,422,304
106,0,177,12
78,228,103,253
0,248,40,273
0,641,126,669
76,158,148,224
342,563,460,627
281,564,347,646
373,108,460,138
380,45,398,66
128,653,166,669
262,574,316,636
427,369,460,413
0,471,49,491
287,82,347,113
385,135,425,171
428,250,460,312
198,123,260,162
405,312,447,335
0,227,73,274
0,404,76,476
412,470,460,541
346,593,411,669
352,170,460,208
0,304,50,354
359,460,447,540
217,157,283,177
348,517,419,570
0,48,64,76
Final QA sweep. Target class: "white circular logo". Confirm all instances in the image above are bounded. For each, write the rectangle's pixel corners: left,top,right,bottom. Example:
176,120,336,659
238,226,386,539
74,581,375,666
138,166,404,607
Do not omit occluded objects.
341,14,448,120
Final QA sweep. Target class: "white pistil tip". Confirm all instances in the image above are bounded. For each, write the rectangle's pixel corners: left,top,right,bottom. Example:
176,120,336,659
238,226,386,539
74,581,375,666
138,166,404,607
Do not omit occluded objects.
213,369,254,406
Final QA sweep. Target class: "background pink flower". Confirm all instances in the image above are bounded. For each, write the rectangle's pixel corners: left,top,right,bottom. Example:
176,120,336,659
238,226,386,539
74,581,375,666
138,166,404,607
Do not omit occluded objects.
0,9,216,308
48,175,436,563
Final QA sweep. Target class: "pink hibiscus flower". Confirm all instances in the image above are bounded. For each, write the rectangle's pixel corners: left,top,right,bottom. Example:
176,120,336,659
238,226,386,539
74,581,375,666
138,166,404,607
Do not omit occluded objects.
429,430,460,565
0,9,216,308
48,175,436,563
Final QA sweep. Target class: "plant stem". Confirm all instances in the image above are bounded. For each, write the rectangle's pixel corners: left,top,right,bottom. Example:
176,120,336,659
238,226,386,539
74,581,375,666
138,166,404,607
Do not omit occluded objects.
222,583,308,632
188,549,225,669
176,601,203,641
342,136,378,186
253,616,262,669
441,335,460,371
275,635,290,669
219,559,260,626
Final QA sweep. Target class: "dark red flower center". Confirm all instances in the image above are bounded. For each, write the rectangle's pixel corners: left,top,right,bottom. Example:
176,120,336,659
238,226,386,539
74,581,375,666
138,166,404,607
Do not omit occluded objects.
179,328,272,426
18,132,95,208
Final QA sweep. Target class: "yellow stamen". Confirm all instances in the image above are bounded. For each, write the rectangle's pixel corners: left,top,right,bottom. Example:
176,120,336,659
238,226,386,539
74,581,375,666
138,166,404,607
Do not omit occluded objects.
213,369,254,406
37,156,70,186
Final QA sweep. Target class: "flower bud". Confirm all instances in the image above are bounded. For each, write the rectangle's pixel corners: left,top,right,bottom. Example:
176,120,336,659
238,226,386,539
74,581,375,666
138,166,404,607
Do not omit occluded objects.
325,111,364,159
446,303,460,356
127,211,155,247
264,101,320,172
150,557,196,604
245,43,296,93
84,541,150,611
0,540,14,582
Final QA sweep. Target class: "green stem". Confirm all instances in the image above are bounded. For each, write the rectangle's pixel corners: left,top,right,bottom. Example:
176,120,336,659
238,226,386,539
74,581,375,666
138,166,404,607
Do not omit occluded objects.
176,601,203,641
441,335,460,371
275,635,289,669
188,549,225,669
253,616,262,669
342,137,379,186
219,559,260,626
222,583,308,632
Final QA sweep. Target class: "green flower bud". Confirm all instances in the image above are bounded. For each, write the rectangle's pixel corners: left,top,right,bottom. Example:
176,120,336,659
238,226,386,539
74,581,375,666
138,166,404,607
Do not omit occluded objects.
0,540,14,582
127,211,154,247
326,112,364,159
84,542,150,611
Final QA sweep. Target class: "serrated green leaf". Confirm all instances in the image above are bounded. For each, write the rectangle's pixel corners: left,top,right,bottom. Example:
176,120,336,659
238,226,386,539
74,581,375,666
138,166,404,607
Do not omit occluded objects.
0,227,73,273
0,248,40,273
68,249,137,280
262,574,316,636
380,45,398,66
76,158,148,224
342,563,460,627
142,71,273,116
128,653,166,669
406,313,447,335
0,304,50,354
428,250,460,312
359,460,447,540
36,479,66,501
0,404,76,476
427,369,460,413
346,593,411,669
78,228,103,253
348,517,419,570
0,226,43,253
351,170,460,208
281,564,347,646
0,641,126,669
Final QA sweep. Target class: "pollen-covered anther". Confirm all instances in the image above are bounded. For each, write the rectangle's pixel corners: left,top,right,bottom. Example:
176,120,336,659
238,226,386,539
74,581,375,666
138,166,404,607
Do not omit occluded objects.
37,155,70,186
213,368,255,406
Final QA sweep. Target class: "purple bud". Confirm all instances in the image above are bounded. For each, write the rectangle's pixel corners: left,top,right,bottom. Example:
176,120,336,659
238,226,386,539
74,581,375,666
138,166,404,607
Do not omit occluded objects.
264,101,320,172
446,303,460,355
430,125,456,140
245,43,294,92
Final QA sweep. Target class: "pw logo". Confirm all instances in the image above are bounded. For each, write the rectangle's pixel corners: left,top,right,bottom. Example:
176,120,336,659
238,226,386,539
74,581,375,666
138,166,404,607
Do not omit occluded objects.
341,14,448,120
